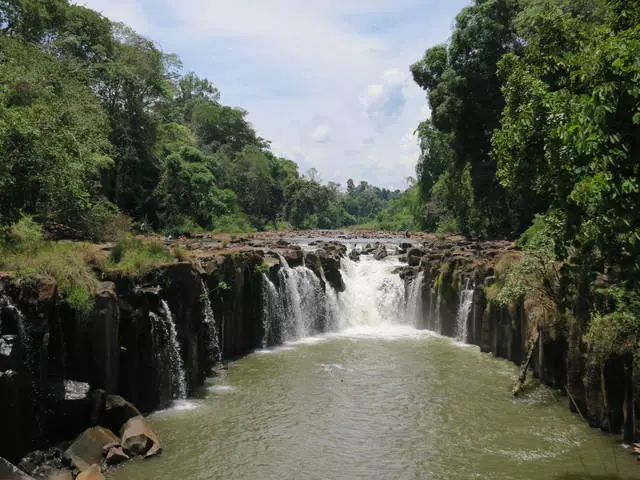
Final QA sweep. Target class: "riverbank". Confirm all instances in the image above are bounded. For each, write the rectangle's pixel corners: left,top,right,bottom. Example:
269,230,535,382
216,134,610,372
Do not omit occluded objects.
0,230,638,478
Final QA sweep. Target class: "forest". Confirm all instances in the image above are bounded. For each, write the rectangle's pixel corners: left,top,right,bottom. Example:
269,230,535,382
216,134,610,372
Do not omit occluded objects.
1,0,639,352
411,0,639,359
0,0,414,239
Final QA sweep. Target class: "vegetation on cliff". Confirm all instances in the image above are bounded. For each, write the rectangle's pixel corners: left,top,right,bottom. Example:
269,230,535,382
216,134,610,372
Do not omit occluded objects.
412,0,640,362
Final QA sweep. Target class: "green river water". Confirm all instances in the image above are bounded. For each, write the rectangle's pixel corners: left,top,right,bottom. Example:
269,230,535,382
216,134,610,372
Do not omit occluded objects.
108,329,640,480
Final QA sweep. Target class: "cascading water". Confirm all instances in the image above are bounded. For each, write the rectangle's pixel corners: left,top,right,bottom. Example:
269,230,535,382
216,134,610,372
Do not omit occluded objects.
263,261,338,343
455,279,474,343
337,255,407,329
405,272,424,327
200,280,222,365
261,273,283,347
0,295,30,356
149,300,187,400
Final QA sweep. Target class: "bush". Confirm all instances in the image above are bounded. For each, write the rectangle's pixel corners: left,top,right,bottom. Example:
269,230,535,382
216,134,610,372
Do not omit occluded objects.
0,240,99,315
106,237,175,276
82,201,131,241
212,213,255,234
3,216,44,251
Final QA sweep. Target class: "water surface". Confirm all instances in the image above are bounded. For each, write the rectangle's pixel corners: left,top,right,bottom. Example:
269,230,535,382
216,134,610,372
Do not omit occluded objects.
109,330,639,480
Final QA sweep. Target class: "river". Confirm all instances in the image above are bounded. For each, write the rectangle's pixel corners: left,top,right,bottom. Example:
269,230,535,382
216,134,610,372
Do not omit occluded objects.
109,247,640,480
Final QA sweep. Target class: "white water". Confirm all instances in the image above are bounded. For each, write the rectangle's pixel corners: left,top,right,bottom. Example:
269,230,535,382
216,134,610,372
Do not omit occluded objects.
0,295,31,362
200,280,222,365
262,256,341,345
456,279,474,343
149,300,187,400
338,255,407,329
405,271,424,327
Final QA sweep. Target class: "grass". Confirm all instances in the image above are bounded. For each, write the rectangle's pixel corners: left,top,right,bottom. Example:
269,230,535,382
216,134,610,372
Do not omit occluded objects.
0,241,100,315
104,237,176,276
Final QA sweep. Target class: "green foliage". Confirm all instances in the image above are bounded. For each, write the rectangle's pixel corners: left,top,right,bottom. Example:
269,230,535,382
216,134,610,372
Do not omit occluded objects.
585,287,640,359
0,235,99,315
254,262,271,274
106,237,175,276
412,0,522,236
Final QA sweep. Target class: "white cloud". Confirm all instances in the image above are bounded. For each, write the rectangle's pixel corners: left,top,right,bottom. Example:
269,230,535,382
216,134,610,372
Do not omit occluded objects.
360,67,410,130
311,124,331,143
79,0,469,189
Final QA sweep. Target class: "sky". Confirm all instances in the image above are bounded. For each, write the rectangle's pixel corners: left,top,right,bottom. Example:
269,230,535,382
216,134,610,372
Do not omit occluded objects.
78,0,470,190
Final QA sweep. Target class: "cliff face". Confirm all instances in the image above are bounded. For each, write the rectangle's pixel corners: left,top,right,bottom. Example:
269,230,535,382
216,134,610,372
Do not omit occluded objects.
0,237,346,464
0,253,264,463
0,232,638,465
410,237,637,443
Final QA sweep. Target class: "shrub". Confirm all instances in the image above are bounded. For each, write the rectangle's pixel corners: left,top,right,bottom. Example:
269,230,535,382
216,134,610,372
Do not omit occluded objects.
106,237,175,276
0,240,99,315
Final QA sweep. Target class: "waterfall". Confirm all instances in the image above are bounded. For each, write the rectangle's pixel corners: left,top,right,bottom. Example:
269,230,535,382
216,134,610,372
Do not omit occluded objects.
200,280,222,365
405,272,424,327
261,258,341,344
261,273,283,347
434,289,442,334
149,300,187,400
337,255,406,329
0,295,29,354
455,279,474,343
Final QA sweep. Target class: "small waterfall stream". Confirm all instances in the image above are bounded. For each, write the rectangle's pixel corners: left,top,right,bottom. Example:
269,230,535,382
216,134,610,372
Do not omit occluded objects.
149,300,187,400
200,280,222,365
405,272,424,327
455,279,474,343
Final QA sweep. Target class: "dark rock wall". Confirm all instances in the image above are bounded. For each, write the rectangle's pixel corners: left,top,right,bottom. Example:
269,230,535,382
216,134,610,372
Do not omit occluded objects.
0,253,266,463
417,245,638,443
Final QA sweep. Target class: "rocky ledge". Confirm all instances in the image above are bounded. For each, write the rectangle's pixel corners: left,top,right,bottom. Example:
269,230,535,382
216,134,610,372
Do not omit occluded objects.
0,233,347,476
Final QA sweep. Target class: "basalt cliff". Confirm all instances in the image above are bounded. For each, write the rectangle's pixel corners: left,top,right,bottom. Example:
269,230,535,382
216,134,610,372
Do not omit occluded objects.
0,231,637,478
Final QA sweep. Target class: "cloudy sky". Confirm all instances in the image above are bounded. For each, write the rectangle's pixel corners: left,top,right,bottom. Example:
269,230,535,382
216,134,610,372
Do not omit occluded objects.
78,0,470,189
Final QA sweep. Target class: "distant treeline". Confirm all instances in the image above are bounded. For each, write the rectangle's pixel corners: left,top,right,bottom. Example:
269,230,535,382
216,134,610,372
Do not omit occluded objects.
0,0,417,238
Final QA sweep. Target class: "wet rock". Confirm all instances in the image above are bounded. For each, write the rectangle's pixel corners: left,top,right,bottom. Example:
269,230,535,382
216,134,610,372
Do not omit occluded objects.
0,457,34,480
65,427,119,472
373,244,387,261
120,416,161,458
348,249,360,262
407,248,424,267
104,445,129,466
282,248,304,267
18,447,70,478
46,380,92,446
75,465,104,480
99,395,142,435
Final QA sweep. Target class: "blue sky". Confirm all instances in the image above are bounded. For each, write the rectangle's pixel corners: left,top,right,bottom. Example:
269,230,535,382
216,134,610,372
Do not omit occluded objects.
79,0,471,189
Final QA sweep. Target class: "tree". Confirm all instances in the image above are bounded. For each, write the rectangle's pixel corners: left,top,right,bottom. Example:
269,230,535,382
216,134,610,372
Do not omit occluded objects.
411,0,522,236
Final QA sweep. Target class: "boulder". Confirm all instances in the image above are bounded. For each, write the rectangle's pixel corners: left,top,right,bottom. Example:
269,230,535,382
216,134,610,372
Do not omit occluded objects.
373,244,387,261
76,465,104,480
348,249,360,262
100,395,141,435
120,416,161,458
407,248,424,267
104,446,129,466
0,457,34,480
65,427,119,472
